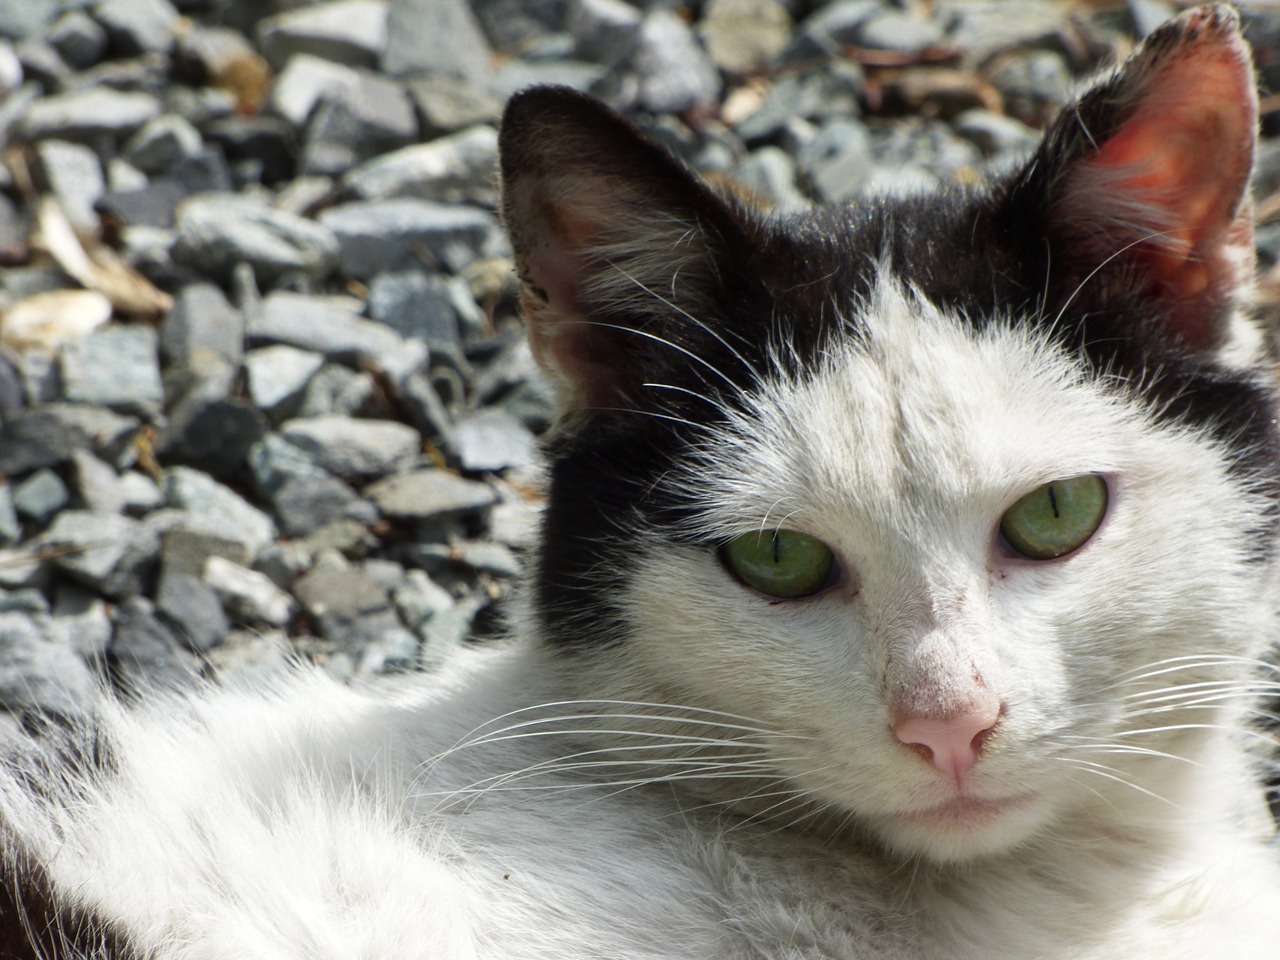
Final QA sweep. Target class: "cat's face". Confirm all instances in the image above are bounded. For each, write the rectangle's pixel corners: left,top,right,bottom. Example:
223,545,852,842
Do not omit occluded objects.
612,280,1269,860
499,5,1279,862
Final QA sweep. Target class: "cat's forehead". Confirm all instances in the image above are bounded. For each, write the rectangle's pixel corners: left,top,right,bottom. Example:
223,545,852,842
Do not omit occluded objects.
682,280,1138,529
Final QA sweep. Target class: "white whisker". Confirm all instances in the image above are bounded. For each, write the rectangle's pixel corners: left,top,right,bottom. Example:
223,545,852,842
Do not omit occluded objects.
1056,756,1177,807
1058,738,1203,769
606,262,766,388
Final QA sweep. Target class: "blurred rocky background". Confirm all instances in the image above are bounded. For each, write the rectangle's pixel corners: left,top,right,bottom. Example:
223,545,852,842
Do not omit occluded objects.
0,0,1278,722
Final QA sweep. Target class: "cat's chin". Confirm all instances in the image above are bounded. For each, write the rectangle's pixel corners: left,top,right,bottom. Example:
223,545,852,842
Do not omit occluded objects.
869,792,1049,863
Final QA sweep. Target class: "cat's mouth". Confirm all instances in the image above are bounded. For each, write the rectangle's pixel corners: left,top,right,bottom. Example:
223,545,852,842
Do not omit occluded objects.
888,792,1038,831
880,788,1049,849
866,789,1050,861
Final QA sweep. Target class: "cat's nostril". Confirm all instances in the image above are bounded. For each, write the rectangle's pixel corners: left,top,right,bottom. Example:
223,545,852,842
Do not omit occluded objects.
970,722,998,755
903,741,935,766
894,704,1002,786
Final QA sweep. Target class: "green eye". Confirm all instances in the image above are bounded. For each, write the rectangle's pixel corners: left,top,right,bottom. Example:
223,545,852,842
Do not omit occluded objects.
720,529,835,599
1000,474,1108,560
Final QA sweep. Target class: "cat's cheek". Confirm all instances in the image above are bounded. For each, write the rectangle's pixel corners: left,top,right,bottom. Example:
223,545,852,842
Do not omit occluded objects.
618,547,874,713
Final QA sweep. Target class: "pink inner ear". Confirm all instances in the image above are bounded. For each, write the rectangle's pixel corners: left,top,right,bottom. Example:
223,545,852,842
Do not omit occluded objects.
515,180,607,311
1062,12,1257,347
513,182,636,410
1088,65,1252,297
522,290,633,411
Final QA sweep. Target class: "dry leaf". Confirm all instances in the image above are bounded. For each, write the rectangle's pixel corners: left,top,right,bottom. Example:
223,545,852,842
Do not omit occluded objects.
36,198,173,320
0,289,112,352
874,67,1003,119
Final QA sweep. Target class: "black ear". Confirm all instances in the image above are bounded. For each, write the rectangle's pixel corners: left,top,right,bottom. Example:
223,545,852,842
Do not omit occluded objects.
499,86,759,423
1009,4,1256,349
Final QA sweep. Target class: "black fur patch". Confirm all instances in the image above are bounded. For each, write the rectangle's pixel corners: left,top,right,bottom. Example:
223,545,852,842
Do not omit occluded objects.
0,840,138,960
0,719,133,959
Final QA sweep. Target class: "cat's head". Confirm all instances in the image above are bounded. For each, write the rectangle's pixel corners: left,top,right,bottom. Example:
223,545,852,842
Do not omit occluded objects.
498,4,1280,862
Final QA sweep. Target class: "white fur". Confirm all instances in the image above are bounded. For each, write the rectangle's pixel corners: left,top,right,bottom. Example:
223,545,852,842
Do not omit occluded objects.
5,281,1280,959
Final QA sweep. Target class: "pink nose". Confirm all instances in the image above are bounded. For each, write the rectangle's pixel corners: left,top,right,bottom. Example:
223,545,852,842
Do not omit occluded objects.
894,705,1001,785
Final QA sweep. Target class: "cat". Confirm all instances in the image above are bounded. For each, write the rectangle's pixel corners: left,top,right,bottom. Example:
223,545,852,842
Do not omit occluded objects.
4,4,1280,958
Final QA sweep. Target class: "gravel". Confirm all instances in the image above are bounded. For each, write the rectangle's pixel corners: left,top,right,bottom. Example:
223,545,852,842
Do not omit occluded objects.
257,0,390,71
0,404,140,475
108,595,202,695
1,0,1276,717
173,193,341,283
316,197,497,278
59,324,164,418
278,415,421,478
18,87,162,143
